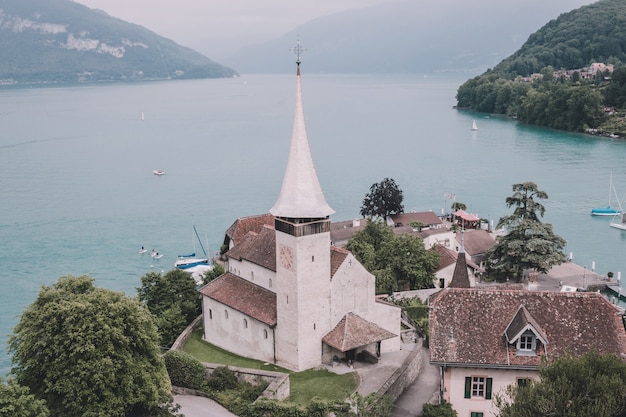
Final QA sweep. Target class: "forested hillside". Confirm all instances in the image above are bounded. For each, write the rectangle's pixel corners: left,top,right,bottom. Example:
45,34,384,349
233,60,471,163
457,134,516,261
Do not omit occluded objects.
456,0,626,135
0,0,236,85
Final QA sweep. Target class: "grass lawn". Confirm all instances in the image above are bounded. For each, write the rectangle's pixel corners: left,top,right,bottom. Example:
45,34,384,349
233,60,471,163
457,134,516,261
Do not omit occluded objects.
183,328,359,405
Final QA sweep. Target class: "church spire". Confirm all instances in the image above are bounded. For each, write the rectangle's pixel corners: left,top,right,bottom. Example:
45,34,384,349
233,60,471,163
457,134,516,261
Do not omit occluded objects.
270,38,334,219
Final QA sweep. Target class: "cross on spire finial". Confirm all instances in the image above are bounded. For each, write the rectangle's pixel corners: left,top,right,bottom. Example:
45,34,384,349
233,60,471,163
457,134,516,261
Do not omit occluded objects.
290,36,306,67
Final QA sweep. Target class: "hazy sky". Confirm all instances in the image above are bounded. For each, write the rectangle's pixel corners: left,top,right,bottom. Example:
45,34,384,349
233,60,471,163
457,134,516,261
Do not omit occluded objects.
73,0,395,58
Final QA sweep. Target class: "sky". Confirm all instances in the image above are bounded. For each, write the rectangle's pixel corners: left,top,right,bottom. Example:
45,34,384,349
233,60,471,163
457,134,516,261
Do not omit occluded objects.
73,0,395,59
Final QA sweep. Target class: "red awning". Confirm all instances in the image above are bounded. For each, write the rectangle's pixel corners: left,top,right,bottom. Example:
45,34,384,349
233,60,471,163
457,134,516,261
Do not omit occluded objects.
453,209,480,222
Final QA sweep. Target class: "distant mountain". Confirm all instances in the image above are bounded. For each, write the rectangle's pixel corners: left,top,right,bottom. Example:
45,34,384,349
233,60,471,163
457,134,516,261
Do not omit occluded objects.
0,0,236,85
223,0,595,74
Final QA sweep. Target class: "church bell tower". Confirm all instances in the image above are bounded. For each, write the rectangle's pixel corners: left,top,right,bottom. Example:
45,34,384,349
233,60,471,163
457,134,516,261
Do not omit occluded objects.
269,39,335,371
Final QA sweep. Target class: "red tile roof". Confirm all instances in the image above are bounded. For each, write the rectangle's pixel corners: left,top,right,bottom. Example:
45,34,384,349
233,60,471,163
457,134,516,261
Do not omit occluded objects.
199,273,277,326
430,289,626,368
391,211,443,227
322,312,397,352
226,225,276,271
225,214,275,246
330,246,350,278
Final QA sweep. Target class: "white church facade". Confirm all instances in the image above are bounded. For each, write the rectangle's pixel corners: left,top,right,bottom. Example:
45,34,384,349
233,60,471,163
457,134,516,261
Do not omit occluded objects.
199,49,401,371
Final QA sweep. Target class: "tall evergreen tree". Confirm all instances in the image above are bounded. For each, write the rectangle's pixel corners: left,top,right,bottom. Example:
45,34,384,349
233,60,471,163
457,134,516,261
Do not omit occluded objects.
486,182,567,282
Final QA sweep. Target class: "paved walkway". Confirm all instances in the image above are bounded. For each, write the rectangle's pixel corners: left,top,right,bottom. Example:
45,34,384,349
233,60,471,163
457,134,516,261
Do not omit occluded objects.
391,347,440,417
173,394,237,417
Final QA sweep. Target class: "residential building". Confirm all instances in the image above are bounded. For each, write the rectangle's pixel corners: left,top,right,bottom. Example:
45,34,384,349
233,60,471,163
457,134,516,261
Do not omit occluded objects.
429,288,626,417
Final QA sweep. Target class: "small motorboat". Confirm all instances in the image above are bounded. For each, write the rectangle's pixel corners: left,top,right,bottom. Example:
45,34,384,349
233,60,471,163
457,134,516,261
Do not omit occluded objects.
138,246,147,254
153,169,165,176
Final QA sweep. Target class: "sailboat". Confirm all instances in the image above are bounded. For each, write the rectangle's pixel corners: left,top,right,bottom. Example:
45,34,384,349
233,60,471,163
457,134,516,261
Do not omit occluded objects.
471,120,478,131
591,174,621,216
174,225,211,269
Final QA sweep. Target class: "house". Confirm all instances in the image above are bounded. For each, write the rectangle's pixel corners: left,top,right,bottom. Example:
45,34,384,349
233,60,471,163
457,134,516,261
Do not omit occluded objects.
429,288,626,417
199,56,401,372
454,229,495,268
431,243,481,288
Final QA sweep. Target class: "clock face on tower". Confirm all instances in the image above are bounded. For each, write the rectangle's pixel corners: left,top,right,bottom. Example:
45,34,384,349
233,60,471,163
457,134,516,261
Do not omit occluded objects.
279,243,295,272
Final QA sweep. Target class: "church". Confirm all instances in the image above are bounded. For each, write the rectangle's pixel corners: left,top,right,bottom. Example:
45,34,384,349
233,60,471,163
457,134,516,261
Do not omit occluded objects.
198,45,401,372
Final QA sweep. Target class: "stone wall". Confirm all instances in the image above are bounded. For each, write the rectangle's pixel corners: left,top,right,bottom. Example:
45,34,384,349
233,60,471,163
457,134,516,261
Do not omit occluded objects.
170,317,290,401
375,344,423,402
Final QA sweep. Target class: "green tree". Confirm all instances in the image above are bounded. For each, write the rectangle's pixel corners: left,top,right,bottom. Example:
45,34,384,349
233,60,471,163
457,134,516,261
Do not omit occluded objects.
486,182,567,281
360,178,404,221
495,352,626,417
346,220,438,292
137,269,201,347
378,234,438,290
0,378,49,417
451,201,466,211
348,393,393,417
9,275,172,417
422,400,458,417
202,263,225,285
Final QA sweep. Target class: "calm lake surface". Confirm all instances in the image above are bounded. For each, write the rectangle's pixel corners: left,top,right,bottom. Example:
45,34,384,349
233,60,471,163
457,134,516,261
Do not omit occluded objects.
1,73,625,375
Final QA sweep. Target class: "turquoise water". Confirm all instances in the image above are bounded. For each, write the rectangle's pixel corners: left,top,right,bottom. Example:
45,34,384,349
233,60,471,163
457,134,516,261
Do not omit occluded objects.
1,74,625,376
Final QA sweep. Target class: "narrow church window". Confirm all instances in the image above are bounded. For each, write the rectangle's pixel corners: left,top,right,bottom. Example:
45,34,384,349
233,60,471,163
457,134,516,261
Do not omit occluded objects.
264,329,268,339
225,310,229,319
209,309,212,319
251,271,254,281
243,318,248,328
439,278,445,288
312,255,315,262
313,323,316,330
286,295,289,304
269,279,272,288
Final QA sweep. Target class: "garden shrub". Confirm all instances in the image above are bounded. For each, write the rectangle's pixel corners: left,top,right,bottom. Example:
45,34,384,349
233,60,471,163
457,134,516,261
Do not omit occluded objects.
207,366,239,391
163,350,208,391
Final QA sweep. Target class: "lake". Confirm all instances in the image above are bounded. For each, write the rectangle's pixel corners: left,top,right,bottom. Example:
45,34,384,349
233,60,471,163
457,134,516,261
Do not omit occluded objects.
1,73,625,376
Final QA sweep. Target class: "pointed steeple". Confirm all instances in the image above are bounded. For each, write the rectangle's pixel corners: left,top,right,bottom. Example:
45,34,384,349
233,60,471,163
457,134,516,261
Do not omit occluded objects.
270,39,334,219
450,230,471,288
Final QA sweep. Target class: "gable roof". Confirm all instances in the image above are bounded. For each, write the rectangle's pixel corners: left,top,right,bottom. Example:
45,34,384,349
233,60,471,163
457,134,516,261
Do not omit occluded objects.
504,305,548,346
330,246,350,278
432,244,457,270
390,211,443,227
224,214,274,246
199,272,277,326
430,289,626,368
226,225,276,271
456,229,495,256
322,312,396,352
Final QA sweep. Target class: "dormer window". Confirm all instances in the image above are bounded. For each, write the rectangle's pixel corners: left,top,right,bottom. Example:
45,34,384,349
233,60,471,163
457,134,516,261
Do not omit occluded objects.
504,305,548,357
517,331,537,354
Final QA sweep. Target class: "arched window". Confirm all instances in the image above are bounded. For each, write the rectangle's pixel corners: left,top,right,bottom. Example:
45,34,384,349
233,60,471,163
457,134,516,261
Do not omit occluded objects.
263,329,268,339
209,309,213,319
243,318,248,328
224,310,229,319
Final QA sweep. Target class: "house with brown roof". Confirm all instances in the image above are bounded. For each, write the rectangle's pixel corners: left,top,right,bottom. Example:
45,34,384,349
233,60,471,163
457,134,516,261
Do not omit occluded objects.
454,229,495,268
199,57,400,372
431,243,482,289
429,288,626,417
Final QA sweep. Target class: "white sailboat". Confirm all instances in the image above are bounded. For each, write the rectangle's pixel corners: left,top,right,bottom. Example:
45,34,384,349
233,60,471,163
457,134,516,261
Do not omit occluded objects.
471,120,478,131
591,173,621,216
174,225,211,269
609,189,626,230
